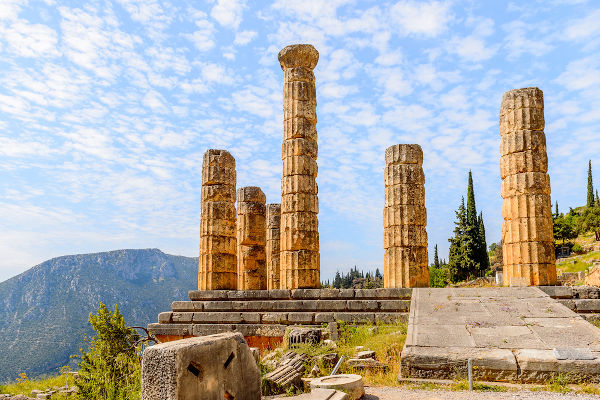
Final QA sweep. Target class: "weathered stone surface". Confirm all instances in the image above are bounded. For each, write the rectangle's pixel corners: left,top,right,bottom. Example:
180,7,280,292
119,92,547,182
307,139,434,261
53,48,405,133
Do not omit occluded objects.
383,205,427,227
500,150,548,178
346,358,388,371
500,88,555,286
199,150,237,290
279,44,320,290
141,332,260,400
264,351,310,393
384,144,428,289
500,129,546,156
356,350,376,359
538,285,573,298
237,186,267,290
310,375,364,400
501,194,552,220
267,203,282,290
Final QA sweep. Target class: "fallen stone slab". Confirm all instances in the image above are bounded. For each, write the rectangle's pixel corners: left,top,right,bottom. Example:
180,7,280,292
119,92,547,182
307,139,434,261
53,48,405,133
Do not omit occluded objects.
274,388,348,400
310,374,364,400
355,350,376,359
346,357,388,371
141,332,260,400
264,351,311,394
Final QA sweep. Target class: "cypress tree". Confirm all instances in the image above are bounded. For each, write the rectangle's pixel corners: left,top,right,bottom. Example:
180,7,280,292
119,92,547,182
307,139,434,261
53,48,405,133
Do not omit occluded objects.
588,160,594,208
466,171,478,229
596,190,599,206
434,244,440,268
554,201,559,219
478,212,489,273
465,171,484,271
448,197,478,282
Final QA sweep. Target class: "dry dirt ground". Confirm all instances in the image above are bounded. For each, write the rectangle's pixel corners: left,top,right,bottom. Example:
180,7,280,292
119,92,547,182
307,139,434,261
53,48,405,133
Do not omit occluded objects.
365,387,599,399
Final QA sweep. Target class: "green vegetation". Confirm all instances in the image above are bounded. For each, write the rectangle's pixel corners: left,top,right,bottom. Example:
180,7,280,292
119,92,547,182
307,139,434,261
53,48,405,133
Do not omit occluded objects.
327,267,383,289
0,373,70,398
588,160,594,208
75,303,142,400
447,172,490,283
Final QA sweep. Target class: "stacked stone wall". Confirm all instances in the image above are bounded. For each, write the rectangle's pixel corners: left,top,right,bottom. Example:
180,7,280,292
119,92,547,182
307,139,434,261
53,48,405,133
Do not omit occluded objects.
383,144,429,288
278,44,320,289
266,203,281,290
499,88,556,286
198,150,237,290
237,187,267,290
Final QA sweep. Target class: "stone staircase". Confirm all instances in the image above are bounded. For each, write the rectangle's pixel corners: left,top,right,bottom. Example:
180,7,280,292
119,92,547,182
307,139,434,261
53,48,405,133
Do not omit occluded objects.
148,288,411,345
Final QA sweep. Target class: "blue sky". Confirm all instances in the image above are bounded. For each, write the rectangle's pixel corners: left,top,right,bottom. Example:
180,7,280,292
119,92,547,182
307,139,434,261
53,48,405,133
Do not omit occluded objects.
0,0,599,282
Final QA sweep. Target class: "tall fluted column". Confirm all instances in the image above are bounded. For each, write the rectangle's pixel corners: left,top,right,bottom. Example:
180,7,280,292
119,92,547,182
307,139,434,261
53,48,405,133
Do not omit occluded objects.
237,186,267,290
266,203,281,290
384,144,429,288
199,149,237,290
500,87,556,286
278,44,320,289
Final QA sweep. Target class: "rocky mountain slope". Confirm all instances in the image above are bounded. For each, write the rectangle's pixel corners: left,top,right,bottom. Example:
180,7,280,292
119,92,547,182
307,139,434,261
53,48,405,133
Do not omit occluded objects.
0,249,197,382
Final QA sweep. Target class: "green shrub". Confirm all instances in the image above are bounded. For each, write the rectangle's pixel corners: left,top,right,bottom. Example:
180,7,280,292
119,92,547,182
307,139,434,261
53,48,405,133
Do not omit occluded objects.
572,244,584,254
74,302,142,400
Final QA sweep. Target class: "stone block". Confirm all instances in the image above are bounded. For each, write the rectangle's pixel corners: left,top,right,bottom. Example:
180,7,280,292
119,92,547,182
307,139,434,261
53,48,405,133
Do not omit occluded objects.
288,312,315,324
575,299,600,313
281,250,320,270
262,312,289,324
573,286,600,299
538,286,573,299
280,229,319,251
347,300,378,311
500,129,546,156
353,288,412,299
333,313,375,324
384,185,425,206
198,254,236,273
269,289,292,299
284,99,317,122
500,172,551,197
281,260,320,289
503,264,557,286
503,241,555,263
385,144,423,166
148,323,194,337
315,312,335,323
158,312,173,323
141,332,260,400
501,194,552,220
192,312,242,324
282,155,318,176
310,374,364,400
200,201,236,221
202,165,236,188
291,289,322,299
374,312,408,324
236,186,266,203
316,300,347,311
200,235,236,255
281,193,319,213
283,117,317,142
172,301,203,312
384,164,425,186
502,218,553,244
281,212,319,231
200,218,236,237
282,138,318,160
378,300,410,311
383,205,427,227
201,184,236,203
557,299,575,310
283,80,316,102
203,301,233,311
172,312,194,323
346,358,388,371
383,226,427,247
500,150,548,179
188,290,230,301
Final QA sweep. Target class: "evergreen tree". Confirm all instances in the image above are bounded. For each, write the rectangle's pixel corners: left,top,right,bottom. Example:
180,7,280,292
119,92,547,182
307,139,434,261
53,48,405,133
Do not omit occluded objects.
588,160,594,208
375,268,382,279
448,197,478,282
466,171,478,229
554,201,559,219
596,190,599,206
433,244,440,268
478,212,489,273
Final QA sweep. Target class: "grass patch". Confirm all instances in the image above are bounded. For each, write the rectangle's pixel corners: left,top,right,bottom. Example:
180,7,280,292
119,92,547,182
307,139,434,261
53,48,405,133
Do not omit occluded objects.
1,373,71,398
557,250,600,273
449,378,508,392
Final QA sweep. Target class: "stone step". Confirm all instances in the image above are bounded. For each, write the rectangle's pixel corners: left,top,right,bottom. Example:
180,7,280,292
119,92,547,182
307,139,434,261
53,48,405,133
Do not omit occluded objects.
155,311,408,326
188,288,412,301
170,299,411,313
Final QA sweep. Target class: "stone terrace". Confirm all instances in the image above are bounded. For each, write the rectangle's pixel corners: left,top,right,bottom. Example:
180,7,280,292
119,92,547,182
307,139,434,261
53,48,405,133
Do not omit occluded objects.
148,288,411,347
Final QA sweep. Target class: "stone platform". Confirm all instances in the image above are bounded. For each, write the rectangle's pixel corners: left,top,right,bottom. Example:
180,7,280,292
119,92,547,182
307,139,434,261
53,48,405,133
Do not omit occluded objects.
148,288,411,349
400,287,600,383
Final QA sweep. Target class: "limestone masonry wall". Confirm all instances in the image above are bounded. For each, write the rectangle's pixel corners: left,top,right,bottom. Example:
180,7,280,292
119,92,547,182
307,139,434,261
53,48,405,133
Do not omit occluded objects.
383,144,429,288
237,187,267,290
198,149,237,290
266,203,281,290
278,44,320,289
499,88,556,286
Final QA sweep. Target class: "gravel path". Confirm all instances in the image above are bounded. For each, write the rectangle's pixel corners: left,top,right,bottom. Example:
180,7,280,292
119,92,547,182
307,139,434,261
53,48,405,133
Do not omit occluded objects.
365,386,600,399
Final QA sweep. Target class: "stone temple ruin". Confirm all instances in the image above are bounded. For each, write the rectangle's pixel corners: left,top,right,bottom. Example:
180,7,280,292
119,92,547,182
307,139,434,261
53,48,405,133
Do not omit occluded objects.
145,45,600,392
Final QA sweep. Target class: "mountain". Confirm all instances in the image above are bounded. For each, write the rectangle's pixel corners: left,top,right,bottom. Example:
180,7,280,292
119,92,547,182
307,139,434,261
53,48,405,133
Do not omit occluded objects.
0,248,197,383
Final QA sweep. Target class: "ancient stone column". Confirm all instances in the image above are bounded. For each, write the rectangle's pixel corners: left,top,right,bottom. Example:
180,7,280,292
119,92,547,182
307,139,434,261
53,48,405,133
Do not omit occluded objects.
237,186,267,290
383,144,429,288
199,149,237,290
266,203,281,290
278,44,320,289
500,87,556,286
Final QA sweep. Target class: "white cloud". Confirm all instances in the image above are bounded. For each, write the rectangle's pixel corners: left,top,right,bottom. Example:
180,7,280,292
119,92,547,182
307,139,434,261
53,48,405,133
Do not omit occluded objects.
503,20,553,59
2,20,59,57
447,35,498,62
564,9,600,41
234,30,257,45
390,0,452,37
211,0,246,29
186,19,215,51
556,56,600,90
